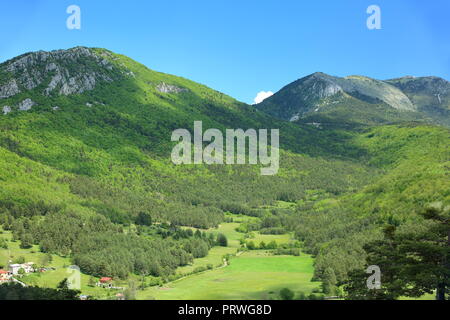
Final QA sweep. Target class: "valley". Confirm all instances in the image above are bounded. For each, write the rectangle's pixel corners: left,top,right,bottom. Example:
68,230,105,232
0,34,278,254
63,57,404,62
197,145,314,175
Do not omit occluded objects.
0,47,449,300
1,209,321,300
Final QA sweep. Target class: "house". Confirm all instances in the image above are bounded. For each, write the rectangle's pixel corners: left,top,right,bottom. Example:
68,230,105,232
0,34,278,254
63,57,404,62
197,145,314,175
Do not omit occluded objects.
9,264,21,275
116,293,125,300
9,262,36,275
99,277,112,283
97,277,113,288
22,262,35,274
0,270,12,283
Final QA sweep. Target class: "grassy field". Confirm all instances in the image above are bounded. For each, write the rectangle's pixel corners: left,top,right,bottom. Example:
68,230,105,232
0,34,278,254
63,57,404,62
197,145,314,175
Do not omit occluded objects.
209,222,243,248
250,233,294,246
135,214,317,300
175,246,236,275
0,229,115,298
0,230,67,269
137,251,319,300
1,221,437,301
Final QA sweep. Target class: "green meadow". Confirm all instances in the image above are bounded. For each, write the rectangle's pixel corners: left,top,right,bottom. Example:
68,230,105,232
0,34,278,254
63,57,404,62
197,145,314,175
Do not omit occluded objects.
137,251,319,300
137,212,319,300
0,228,117,299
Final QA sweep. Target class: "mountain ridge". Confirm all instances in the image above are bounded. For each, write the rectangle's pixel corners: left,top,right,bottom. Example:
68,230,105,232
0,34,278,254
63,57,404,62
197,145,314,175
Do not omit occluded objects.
257,71,450,127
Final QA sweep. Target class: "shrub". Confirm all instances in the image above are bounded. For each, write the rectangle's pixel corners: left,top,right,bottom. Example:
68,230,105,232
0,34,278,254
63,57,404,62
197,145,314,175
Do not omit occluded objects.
279,288,295,300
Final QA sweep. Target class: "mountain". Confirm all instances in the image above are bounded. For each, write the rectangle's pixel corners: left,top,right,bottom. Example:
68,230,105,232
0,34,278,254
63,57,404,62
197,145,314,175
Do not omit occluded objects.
0,48,361,158
0,47,448,293
256,72,450,128
386,76,450,126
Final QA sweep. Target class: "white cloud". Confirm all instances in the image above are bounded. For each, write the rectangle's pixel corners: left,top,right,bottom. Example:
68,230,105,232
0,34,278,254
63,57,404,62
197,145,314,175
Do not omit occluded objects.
253,91,274,104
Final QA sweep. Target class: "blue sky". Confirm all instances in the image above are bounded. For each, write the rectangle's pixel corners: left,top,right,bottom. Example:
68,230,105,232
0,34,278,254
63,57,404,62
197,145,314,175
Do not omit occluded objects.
0,0,449,104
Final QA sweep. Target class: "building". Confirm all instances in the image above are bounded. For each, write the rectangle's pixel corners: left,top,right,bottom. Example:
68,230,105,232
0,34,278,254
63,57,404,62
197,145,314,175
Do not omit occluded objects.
9,264,21,275
9,262,35,275
116,293,125,300
0,270,12,283
97,277,113,288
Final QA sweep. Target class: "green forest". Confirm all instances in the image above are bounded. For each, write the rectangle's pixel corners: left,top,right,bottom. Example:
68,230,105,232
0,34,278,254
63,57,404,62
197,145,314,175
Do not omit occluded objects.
0,47,448,300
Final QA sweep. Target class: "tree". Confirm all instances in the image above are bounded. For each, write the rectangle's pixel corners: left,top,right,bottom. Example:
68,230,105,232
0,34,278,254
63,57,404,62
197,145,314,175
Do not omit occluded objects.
88,276,96,287
20,233,34,249
344,205,449,300
57,278,70,290
135,212,152,226
216,233,228,247
39,253,52,267
15,256,25,264
0,238,8,249
296,291,306,300
279,288,295,300
5,290,19,301
266,240,278,250
124,280,137,300
322,267,338,295
0,283,79,300
246,241,256,250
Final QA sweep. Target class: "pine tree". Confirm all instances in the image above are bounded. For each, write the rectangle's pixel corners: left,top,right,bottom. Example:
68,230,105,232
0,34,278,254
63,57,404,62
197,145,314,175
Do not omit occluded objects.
344,205,449,300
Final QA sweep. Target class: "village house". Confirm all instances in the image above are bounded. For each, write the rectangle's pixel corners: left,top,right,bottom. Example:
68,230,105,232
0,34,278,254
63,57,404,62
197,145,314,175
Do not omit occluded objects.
9,262,36,275
0,270,12,283
116,293,125,300
97,277,113,288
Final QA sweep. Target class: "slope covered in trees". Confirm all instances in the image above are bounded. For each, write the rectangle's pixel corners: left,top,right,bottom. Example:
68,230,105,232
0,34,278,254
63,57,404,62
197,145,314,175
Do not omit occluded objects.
0,48,448,297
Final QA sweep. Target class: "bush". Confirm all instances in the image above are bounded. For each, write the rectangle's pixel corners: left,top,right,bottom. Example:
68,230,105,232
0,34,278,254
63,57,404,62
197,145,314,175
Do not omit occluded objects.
0,238,7,249
296,291,306,300
246,241,256,250
216,233,228,247
279,288,295,300
193,266,207,273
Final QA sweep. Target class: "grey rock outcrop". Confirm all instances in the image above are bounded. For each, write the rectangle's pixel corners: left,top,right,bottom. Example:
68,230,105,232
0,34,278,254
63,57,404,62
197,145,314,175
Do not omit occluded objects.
18,98,35,111
0,79,20,98
156,82,188,94
0,47,120,99
2,106,11,115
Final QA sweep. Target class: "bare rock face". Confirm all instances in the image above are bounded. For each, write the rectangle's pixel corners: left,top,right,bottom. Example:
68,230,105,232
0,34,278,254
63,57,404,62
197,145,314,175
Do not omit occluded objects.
18,98,35,111
156,82,188,94
0,47,120,99
2,106,11,115
0,79,20,98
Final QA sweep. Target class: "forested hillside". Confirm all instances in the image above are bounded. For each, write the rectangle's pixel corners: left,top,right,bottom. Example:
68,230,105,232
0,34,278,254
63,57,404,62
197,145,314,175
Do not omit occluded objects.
0,47,448,297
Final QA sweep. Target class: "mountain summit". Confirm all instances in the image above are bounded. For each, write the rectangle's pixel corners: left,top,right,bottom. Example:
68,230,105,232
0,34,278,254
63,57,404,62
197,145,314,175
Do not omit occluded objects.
0,47,127,100
256,72,450,127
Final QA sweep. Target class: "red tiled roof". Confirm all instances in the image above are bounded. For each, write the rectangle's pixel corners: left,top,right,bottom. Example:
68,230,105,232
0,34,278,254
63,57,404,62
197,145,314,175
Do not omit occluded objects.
0,270,9,274
100,277,112,283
